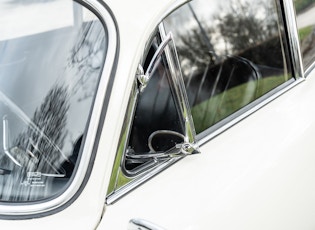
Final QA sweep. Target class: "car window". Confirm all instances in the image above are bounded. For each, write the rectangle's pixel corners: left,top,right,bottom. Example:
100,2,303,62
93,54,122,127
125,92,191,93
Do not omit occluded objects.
163,0,293,134
294,0,315,70
0,0,107,203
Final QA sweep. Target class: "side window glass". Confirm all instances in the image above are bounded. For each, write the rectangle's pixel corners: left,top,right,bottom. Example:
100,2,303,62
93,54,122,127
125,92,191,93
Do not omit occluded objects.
294,0,315,70
0,1,106,202
163,0,292,134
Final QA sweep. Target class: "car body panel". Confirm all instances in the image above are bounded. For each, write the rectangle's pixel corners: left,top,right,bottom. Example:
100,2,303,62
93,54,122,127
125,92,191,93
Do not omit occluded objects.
101,71,315,230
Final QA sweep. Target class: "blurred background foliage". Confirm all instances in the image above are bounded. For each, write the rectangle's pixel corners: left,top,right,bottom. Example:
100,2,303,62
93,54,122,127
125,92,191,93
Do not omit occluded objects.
294,0,315,13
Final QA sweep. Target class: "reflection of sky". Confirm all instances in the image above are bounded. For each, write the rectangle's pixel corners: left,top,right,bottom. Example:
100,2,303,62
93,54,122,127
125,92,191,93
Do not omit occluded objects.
0,0,95,41
0,29,74,115
0,0,73,41
165,0,275,56
296,5,315,28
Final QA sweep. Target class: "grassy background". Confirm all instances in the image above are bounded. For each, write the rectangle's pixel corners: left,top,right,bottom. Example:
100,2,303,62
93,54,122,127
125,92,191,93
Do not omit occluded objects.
191,75,286,133
294,0,315,13
299,25,313,42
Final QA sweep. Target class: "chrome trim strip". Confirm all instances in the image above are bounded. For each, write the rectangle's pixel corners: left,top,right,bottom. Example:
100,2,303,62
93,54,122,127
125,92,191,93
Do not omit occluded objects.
107,157,181,204
159,23,198,145
198,78,304,146
305,62,315,76
0,0,117,216
106,80,139,193
282,0,304,79
129,218,167,230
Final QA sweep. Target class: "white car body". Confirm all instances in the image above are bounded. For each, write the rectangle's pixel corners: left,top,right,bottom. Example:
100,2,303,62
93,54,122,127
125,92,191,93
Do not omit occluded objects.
1,0,315,229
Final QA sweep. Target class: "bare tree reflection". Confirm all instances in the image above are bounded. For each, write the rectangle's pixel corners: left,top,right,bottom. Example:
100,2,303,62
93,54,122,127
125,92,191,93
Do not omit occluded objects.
68,21,106,101
0,85,70,201
175,0,280,71
215,0,278,54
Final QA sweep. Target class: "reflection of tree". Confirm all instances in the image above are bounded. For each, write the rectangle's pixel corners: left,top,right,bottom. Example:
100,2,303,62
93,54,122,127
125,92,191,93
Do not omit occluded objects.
175,0,279,72
301,27,315,65
175,4,216,75
0,85,70,201
13,85,69,174
177,26,215,69
165,0,287,114
68,21,106,101
215,0,278,54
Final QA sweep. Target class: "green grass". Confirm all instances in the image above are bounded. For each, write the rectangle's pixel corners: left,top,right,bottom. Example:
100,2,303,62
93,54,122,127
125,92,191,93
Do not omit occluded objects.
191,75,287,133
294,0,314,13
299,25,313,42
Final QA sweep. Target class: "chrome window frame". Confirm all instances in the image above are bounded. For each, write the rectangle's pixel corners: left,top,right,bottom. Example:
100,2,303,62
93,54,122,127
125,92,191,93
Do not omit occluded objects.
0,0,118,218
291,0,315,76
283,0,304,78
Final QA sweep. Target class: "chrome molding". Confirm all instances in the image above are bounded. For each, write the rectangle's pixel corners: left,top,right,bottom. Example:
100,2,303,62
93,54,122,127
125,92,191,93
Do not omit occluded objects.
282,0,304,79
129,218,167,230
198,78,304,146
305,62,315,76
159,23,197,144
0,0,118,216
107,157,180,204
106,80,139,195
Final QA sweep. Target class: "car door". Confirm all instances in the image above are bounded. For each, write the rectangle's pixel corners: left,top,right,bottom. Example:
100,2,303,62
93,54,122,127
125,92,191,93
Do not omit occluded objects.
102,0,315,229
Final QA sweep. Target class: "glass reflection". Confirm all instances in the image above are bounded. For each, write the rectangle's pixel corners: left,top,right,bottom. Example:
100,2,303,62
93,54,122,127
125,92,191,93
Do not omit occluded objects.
163,0,292,133
125,39,184,174
294,0,315,69
0,0,106,202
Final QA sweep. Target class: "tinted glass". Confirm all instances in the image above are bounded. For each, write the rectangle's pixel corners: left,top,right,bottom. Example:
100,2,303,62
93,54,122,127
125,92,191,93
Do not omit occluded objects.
163,0,292,134
294,0,315,69
0,0,106,202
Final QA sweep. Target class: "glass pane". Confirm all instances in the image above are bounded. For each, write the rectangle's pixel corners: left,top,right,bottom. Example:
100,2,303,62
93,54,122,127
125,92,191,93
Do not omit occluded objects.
125,39,185,173
163,0,292,134
294,0,315,69
0,0,107,202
